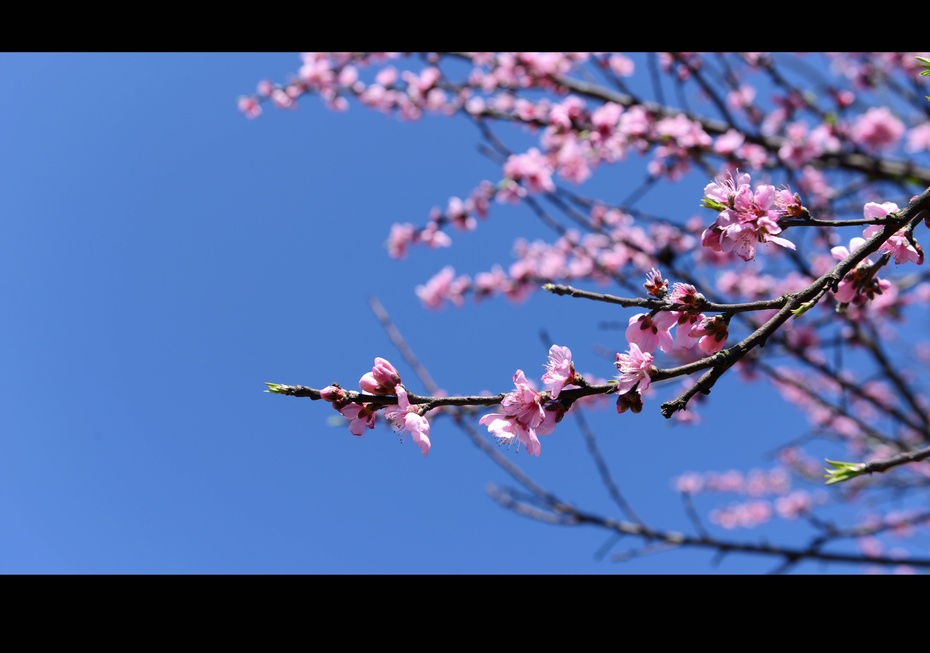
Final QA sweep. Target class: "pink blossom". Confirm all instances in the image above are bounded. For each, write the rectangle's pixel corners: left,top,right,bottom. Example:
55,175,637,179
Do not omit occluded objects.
271,88,296,109
465,96,486,116
479,370,550,456
673,311,705,350
831,234,894,305
337,402,377,436
701,172,797,261
626,312,676,353
714,129,745,156
607,54,635,77
614,343,655,395
861,202,922,265
690,315,729,354
416,266,470,309
375,66,397,87
863,201,900,221
320,385,347,403
238,96,261,119
418,222,452,250
503,148,555,194
727,85,755,109
359,357,402,395
775,492,813,520
384,385,431,456
446,196,475,231
668,282,703,308
591,102,623,139
711,500,772,529
554,135,592,184
774,188,805,217
643,268,668,298
778,121,822,166
674,472,704,494
473,264,509,300
387,222,416,259
906,123,930,152
850,106,904,151
541,344,575,399
495,178,526,204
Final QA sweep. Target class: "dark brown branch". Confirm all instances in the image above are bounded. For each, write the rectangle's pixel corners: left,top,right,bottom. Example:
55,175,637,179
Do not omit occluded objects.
488,485,930,569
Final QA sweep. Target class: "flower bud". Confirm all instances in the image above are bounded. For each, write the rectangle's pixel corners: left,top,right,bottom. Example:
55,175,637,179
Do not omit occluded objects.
359,357,402,395
320,385,347,403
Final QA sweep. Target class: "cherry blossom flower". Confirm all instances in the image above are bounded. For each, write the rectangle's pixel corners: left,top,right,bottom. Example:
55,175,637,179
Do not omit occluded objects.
541,344,576,399
479,370,552,456
626,312,677,353
689,315,729,354
673,311,705,350
643,268,668,298
861,202,922,265
700,171,797,261
668,282,704,308
831,233,895,305
503,148,555,194
337,402,377,436
614,343,655,395
384,385,431,456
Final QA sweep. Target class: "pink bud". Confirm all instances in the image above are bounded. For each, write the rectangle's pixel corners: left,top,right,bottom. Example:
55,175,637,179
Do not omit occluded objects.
359,357,402,395
320,385,347,402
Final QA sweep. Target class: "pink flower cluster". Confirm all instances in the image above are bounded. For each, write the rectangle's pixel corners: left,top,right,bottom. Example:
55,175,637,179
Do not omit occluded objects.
829,202,921,308
321,357,431,457
674,466,821,528
624,271,728,356
700,171,800,261
479,345,577,456
614,343,655,398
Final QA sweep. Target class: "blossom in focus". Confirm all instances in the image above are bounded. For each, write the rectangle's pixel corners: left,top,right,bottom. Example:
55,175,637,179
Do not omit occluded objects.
626,312,676,353
689,315,729,354
614,343,655,395
700,171,798,261
384,385,431,456
479,370,549,456
830,234,894,305
337,402,377,436
861,202,922,265
668,282,704,308
359,357,402,395
673,311,705,350
541,344,575,399
643,268,668,297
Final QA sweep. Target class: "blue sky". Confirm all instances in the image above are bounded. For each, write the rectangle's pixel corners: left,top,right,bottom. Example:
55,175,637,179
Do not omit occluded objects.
1,52,884,574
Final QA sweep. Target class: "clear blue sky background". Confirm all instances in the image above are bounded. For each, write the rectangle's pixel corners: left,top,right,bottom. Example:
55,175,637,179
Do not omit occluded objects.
2,52,873,574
